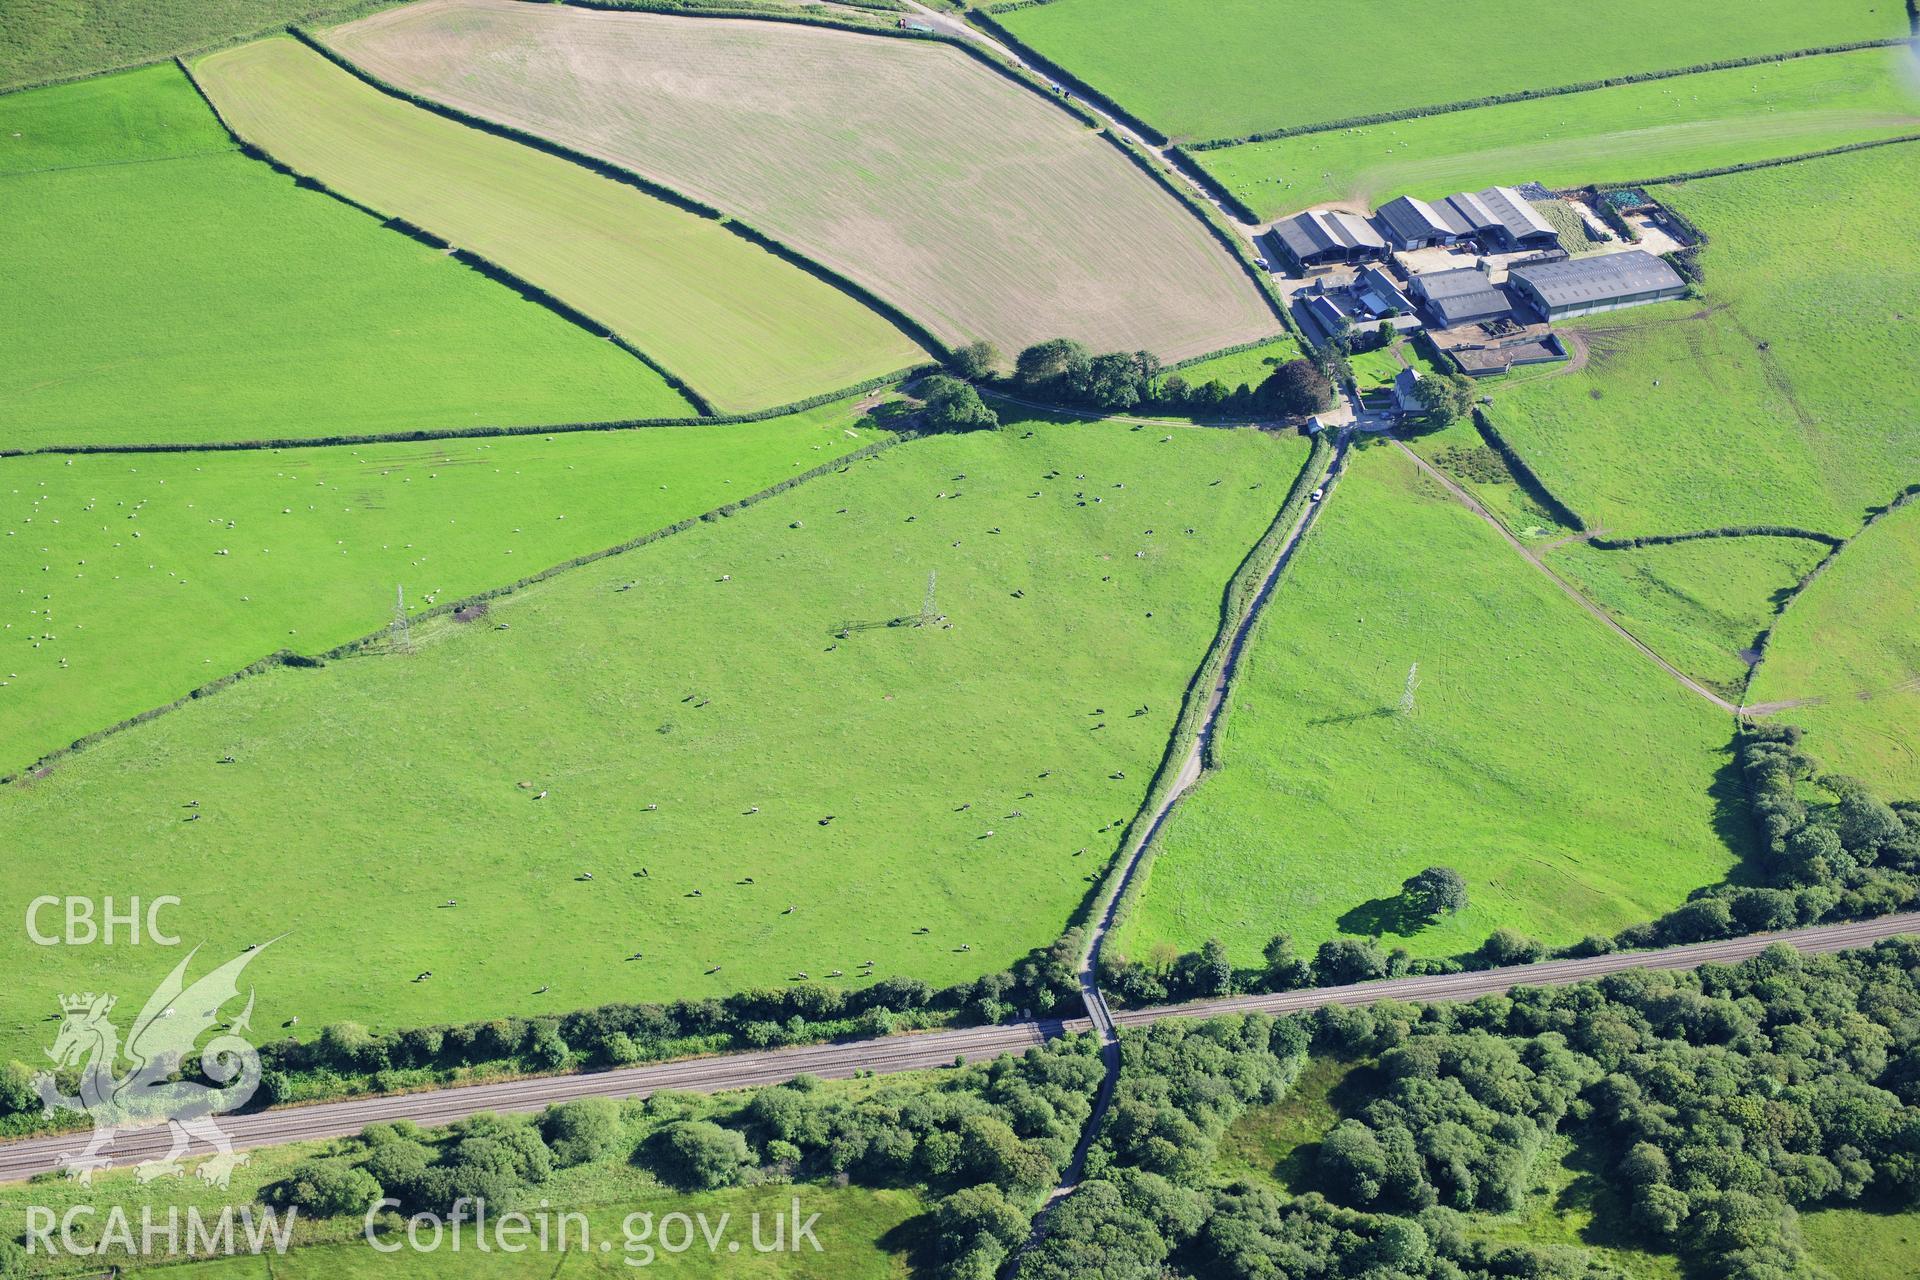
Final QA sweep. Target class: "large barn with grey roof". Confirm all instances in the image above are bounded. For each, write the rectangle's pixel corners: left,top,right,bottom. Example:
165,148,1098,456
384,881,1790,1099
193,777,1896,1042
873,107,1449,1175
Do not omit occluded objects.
1375,187,1559,252
1508,250,1687,319
1267,209,1387,271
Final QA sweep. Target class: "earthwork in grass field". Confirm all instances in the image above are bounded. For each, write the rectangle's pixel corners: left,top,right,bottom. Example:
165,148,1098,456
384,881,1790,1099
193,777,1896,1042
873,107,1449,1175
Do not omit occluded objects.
1485,142,1920,538
992,0,1909,142
196,37,927,412
1197,47,1920,220
0,64,688,449
323,0,1276,363
0,406,881,773
1749,496,1920,796
1111,444,1745,969
0,417,1307,1064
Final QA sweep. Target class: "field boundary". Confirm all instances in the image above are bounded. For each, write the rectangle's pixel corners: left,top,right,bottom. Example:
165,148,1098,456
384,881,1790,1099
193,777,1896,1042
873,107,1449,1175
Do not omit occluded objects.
176,54,717,412
1587,526,1843,551
1469,407,1592,534
1185,39,1920,151
0,364,932,458
1593,131,1920,192
1740,484,1920,706
292,25,954,363
965,6,1170,145
1,435,904,784
1094,431,1334,946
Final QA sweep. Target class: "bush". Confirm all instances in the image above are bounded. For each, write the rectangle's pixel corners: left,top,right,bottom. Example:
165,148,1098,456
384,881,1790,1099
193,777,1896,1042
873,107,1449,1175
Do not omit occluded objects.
542,1098,623,1167
658,1120,752,1189
0,1061,37,1116
920,374,999,431
275,1158,382,1217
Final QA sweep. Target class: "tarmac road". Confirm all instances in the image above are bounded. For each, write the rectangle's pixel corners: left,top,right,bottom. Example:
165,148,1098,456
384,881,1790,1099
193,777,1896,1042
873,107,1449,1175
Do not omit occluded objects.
4,912,1914,1184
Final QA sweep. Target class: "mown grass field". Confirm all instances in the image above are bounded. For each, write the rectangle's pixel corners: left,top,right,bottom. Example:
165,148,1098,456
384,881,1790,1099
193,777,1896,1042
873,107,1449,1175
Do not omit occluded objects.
1,65,688,449
993,0,1907,142
1799,1207,1920,1280
197,38,926,412
1487,142,1920,537
1198,47,1920,219
1547,535,1831,700
0,0,397,89
0,418,1304,1064
325,0,1276,363
1113,444,1744,968
1749,497,1920,796
0,407,880,772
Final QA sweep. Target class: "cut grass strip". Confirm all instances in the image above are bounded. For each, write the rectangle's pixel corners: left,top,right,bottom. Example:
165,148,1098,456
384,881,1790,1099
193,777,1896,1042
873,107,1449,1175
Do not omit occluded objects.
195,37,926,413
0,64,689,451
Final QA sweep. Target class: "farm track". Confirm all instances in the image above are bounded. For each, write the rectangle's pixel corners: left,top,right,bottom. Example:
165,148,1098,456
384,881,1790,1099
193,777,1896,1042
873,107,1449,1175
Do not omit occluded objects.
5,909,1914,1183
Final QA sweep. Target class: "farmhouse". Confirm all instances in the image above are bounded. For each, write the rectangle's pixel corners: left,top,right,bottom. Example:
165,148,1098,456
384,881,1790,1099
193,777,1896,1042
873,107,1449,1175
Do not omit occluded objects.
1375,187,1558,252
1507,250,1688,320
1409,267,1513,327
1269,209,1387,271
1392,366,1426,414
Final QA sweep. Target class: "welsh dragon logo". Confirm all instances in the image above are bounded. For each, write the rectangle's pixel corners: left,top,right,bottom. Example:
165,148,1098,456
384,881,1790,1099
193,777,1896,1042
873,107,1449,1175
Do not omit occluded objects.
35,943,272,1187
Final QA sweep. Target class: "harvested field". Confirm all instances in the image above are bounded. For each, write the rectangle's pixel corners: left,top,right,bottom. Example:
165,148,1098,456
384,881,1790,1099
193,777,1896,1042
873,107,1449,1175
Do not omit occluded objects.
325,0,1275,362
196,38,924,412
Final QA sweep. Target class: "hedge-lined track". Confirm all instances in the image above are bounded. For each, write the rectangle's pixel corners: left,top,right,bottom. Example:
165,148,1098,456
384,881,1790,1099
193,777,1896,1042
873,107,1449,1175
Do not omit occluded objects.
991,0,1912,143
0,418,1300,1064
0,64,688,449
324,0,1276,362
196,37,925,413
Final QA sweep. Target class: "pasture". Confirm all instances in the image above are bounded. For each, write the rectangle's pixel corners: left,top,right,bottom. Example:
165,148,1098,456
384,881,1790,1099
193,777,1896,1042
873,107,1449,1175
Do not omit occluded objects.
0,65,687,450
324,0,1276,362
1112,444,1744,968
1749,497,1920,796
1163,337,1300,393
993,0,1907,142
1547,535,1830,700
197,38,926,412
1197,48,1920,219
0,407,880,772
0,418,1304,1064
1487,142,1920,537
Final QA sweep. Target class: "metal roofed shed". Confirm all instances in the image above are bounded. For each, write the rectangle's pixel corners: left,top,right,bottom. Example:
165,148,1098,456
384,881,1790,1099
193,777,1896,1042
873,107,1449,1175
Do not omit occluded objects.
1268,209,1388,271
1410,266,1513,327
1355,265,1415,317
1374,195,1467,249
1508,250,1687,319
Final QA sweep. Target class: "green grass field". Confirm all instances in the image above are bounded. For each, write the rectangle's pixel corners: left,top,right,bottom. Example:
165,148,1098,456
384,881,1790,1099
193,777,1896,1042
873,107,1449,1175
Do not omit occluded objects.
1749,497,1920,796
1113,443,1744,967
0,407,880,772
1487,142,1920,538
325,0,1276,363
0,418,1304,1064
1546,535,1831,700
1196,48,1920,218
1800,1207,1920,1280
1163,337,1299,393
0,65,689,449
196,38,925,412
994,0,1907,142
0,0,399,90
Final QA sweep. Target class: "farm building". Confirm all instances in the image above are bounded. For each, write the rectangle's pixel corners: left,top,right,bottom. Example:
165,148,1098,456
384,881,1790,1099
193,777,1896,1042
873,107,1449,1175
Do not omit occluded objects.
1409,267,1513,327
1392,366,1427,414
1375,187,1558,252
1355,265,1416,317
1374,195,1469,250
1269,209,1387,271
1508,250,1687,319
